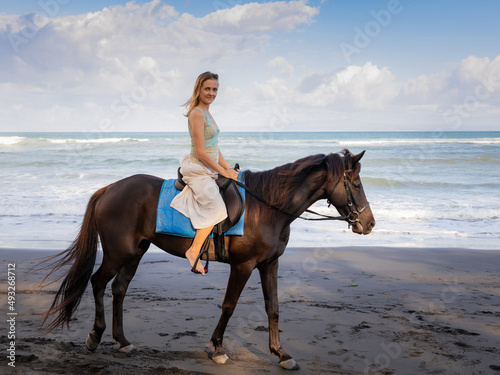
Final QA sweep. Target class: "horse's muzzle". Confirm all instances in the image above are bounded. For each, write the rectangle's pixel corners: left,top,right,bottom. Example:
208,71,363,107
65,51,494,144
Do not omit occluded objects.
365,219,376,234
351,219,375,235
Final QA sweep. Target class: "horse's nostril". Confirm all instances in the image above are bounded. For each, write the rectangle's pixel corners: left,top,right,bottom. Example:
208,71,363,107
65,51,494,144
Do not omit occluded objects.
369,220,376,229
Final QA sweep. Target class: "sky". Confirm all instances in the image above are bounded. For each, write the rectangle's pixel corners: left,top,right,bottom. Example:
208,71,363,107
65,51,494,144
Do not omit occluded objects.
1,0,499,132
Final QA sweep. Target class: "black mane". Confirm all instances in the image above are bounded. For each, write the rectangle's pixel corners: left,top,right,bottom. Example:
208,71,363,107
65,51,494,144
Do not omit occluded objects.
243,150,350,222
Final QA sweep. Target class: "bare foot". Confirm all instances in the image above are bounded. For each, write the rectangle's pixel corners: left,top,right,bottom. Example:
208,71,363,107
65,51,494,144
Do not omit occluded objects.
185,247,205,276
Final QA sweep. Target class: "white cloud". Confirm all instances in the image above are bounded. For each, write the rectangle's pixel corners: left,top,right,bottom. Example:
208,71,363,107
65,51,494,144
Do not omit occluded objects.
293,56,500,114
193,1,318,33
0,0,316,88
268,56,294,76
402,71,448,98
296,62,397,109
0,1,321,131
0,1,499,132
454,55,498,85
279,56,500,130
252,76,289,100
400,55,500,112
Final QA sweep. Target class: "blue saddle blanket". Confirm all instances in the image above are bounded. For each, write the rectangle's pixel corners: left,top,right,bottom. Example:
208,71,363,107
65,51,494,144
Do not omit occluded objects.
155,178,245,238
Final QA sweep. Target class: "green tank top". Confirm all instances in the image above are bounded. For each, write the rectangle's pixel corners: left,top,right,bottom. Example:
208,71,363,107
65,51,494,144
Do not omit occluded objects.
188,107,220,167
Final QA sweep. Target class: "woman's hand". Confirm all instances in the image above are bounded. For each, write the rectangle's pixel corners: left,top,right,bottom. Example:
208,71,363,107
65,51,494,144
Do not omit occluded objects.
221,168,239,181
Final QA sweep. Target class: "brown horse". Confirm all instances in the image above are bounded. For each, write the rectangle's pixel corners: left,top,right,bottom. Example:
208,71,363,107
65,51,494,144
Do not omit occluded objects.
40,149,375,370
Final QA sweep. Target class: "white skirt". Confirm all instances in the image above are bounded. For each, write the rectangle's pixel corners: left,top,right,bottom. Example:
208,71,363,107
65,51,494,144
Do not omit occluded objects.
170,155,227,229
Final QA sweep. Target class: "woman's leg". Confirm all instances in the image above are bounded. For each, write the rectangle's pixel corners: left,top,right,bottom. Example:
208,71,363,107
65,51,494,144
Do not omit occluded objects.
185,226,214,275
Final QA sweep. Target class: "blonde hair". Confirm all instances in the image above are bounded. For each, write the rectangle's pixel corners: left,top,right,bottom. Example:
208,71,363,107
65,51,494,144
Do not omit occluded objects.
183,71,219,117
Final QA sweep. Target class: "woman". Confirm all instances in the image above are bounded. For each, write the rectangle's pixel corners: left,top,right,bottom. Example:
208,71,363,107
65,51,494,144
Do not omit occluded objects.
170,72,239,276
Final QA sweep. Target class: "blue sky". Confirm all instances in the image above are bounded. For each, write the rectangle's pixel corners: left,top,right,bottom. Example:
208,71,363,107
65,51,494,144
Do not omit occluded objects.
1,0,499,132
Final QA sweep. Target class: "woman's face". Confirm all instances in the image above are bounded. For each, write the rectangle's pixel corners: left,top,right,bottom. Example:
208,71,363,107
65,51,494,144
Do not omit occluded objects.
199,79,218,106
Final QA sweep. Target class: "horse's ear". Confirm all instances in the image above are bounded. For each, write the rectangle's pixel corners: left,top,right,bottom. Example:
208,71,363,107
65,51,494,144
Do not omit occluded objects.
352,150,366,166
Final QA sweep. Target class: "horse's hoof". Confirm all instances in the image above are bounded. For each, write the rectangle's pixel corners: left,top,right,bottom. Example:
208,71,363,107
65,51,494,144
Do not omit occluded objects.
212,353,229,364
119,344,136,355
85,334,99,352
279,358,300,370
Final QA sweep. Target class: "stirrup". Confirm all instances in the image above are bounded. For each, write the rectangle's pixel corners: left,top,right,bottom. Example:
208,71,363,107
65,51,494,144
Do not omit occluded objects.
191,239,209,274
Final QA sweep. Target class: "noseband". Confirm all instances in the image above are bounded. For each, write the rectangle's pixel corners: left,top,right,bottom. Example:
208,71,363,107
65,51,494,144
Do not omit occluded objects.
324,169,370,227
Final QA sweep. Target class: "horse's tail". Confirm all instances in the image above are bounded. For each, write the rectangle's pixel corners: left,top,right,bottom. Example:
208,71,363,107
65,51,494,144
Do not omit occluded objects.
39,185,110,332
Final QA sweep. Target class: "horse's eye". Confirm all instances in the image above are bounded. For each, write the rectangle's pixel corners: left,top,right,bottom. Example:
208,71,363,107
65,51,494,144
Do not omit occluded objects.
353,182,361,189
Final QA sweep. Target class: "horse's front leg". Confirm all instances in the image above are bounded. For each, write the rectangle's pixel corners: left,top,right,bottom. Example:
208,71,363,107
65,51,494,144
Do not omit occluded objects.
211,263,253,364
258,258,300,370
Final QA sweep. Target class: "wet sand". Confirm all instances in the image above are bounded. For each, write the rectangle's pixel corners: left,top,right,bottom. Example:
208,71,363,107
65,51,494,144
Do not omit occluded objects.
1,246,499,374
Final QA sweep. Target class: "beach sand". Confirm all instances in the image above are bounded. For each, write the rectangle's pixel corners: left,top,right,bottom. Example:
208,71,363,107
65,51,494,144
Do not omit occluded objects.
1,246,499,374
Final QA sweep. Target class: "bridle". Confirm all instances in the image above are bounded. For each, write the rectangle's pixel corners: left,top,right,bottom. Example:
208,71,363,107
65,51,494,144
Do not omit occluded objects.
321,169,371,227
234,162,370,227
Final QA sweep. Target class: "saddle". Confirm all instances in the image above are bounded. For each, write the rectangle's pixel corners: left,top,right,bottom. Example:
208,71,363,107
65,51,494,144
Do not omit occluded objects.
174,164,245,263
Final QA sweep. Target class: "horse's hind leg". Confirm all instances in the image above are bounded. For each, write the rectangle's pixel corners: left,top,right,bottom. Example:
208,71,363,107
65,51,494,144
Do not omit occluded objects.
86,258,118,351
258,259,299,370
85,236,140,352
111,254,143,353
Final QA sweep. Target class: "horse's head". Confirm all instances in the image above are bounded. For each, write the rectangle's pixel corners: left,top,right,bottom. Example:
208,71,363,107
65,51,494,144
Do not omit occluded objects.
326,150,375,235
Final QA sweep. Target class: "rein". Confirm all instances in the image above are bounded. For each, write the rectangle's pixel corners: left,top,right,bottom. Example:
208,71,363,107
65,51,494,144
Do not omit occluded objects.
234,168,370,226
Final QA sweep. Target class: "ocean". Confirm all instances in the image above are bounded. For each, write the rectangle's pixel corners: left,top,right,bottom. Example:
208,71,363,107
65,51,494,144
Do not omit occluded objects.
1,131,499,251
